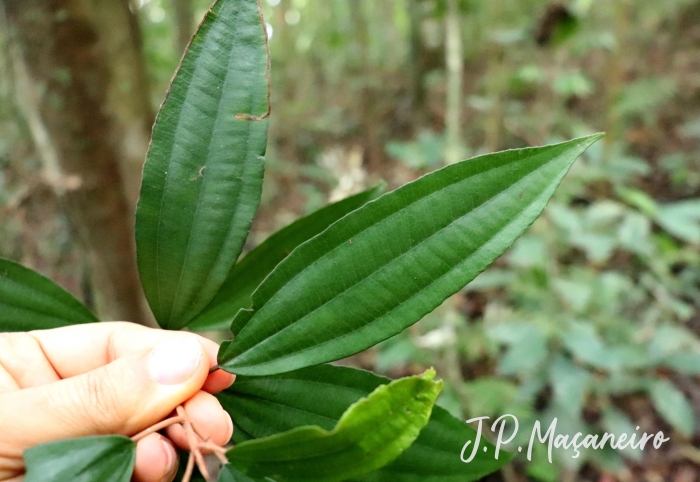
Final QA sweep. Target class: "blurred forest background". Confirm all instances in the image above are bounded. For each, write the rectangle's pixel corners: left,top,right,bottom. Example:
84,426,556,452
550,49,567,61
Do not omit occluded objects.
1,0,700,480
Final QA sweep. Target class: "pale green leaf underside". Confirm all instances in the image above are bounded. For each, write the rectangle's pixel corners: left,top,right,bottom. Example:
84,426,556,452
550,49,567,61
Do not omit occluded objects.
227,371,441,482
0,258,98,332
218,364,509,482
219,135,603,375
23,435,135,482
190,184,385,333
649,379,696,437
219,465,267,482
136,0,269,330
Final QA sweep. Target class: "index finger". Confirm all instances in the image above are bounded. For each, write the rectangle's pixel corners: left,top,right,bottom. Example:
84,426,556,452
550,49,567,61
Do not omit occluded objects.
28,322,233,391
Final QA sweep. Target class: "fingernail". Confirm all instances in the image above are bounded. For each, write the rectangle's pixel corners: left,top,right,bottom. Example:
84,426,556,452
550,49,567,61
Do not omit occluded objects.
224,410,234,442
149,338,202,385
160,436,177,480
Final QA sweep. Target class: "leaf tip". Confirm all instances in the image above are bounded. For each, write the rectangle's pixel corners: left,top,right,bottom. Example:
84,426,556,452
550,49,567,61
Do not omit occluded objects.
579,131,605,147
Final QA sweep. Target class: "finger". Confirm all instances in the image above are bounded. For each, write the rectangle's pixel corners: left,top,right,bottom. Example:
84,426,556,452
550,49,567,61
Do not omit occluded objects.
166,391,233,450
0,333,61,389
0,336,208,459
201,369,235,394
132,433,178,482
28,322,222,379
0,364,20,392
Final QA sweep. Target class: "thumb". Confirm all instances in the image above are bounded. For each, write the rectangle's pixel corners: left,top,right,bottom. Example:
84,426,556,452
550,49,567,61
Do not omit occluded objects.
4,336,209,449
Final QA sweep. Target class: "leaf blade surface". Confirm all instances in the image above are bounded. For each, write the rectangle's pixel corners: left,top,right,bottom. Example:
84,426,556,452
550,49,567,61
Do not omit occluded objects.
227,370,441,482
0,258,98,332
219,135,603,374
218,364,508,482
23,435,135,482
190,184,385,332
136,0,270,329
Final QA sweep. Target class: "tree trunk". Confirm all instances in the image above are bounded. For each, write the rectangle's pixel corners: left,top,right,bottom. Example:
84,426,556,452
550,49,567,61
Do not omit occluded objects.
173,0,194,56
2,0,154,325
444,0,465,164
407,0,426,113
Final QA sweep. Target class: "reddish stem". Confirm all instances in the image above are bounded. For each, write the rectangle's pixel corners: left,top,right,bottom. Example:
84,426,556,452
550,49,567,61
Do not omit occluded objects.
130,416,186,443
177,405,210,481
130,405,229,482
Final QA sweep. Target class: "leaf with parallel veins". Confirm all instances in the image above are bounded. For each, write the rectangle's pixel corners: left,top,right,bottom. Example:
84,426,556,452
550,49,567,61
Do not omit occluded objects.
219,135,603,376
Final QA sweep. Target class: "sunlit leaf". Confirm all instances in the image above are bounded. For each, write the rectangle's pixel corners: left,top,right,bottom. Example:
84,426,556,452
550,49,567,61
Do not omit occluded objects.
227,371,442,482
218,364,509,482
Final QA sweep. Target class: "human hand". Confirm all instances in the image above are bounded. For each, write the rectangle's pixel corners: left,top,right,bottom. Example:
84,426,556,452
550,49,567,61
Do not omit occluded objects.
0,322,236,482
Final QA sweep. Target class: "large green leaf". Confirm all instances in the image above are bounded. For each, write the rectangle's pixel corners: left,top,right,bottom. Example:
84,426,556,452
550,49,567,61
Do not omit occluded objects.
219,135,603,375
190,184,385,333
218,364,507,482
227,371,442,482
135,0,270,330
0,258,98,332
23,435,135,482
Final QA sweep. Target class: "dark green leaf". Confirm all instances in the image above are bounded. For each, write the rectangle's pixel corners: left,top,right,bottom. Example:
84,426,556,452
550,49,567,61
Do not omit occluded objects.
218,364,508,482
0,258,98,332
136,0,270,330
227,370,442,482
219,135,603,375
23,435,135,482
190,184,386,333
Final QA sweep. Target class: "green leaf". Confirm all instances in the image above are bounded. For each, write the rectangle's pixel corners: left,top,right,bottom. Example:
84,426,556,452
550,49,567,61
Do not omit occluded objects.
218,364,508,482
190,184,385,332
23,435,135,482
0,258,98,332
219,464,267,482
548,355,591,416
649,379,695,437
601,407,643,461
655,199,700,244
135,0,270,330
219,135,603,375
494,324,548,376
227,370,442,482
662,353,700,375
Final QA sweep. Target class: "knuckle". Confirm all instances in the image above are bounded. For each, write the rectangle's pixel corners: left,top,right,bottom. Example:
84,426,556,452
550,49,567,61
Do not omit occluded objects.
0,332,40,371
0,333,11,355
0,332,22,351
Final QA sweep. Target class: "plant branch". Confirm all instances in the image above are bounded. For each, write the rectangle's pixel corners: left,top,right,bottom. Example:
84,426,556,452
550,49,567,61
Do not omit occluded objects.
131,415,186,443
130,405,229,482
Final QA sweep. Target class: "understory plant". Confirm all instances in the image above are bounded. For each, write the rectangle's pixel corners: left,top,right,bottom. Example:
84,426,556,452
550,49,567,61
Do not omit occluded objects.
0,0,602,481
